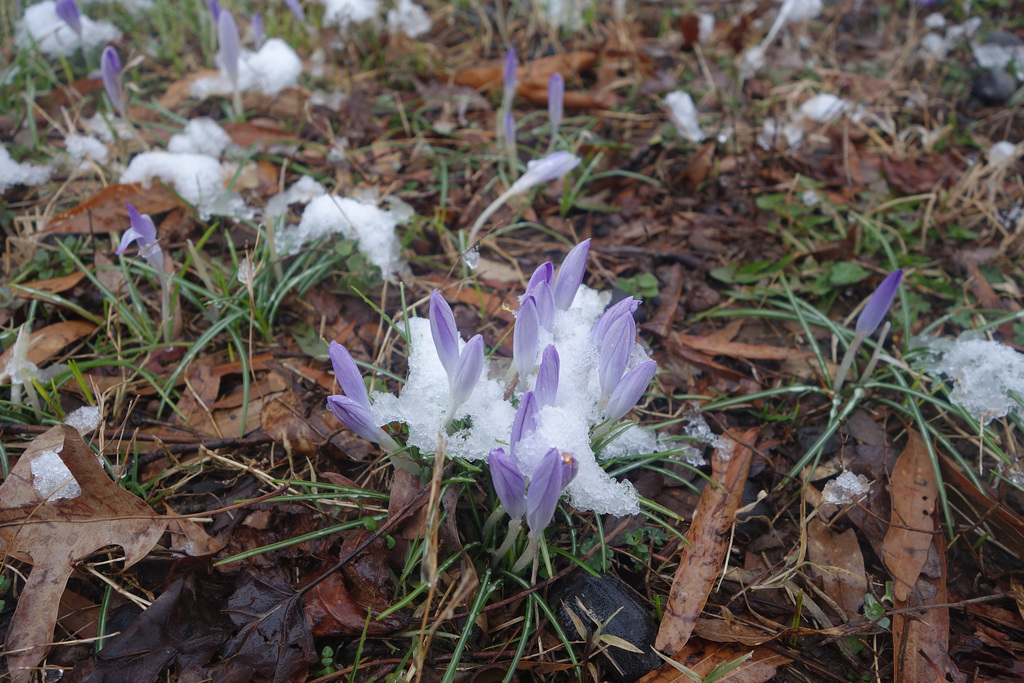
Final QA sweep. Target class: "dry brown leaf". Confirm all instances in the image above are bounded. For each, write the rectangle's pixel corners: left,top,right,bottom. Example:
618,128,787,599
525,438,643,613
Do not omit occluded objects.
693,617,778,646
807,518,868,616
672,330,815,362
656,428,757,655
892,539,953,682
11,272,86,300
261,390,322,458
639,639,790,683
0,426,170,682
221,120,300,147
43,183,186,235
0,320,97,382
172,357,221,436
881,430,938,602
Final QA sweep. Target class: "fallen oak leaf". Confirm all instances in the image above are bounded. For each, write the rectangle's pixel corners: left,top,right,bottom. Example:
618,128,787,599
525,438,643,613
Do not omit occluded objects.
43,183,186,235
0,425,169,683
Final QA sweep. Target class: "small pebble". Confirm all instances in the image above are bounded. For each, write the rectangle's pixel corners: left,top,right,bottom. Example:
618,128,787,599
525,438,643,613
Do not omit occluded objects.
971,68,1017,106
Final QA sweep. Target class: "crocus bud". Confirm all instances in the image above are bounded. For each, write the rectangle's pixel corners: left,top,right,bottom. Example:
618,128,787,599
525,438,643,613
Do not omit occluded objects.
55,0,81,36
559,450,578,489
531,281,555,331
451,334,484,407
328,341,370,410
526,447,565,539
510,391,537,455
514,297,540,377
503,48,517,109
548,72,564,138
553,238,591,311
506,151,582,198
327,395,393,447
604,361,657,422
207,0,221,22
489,447,526,520
100,46,125,118
218,10,241,89
118,204,163,272
429,290,460,378
283,0,305,22
598,313,633,399
251,13,264,46
591,297,639,345
855,269,903,337
525,262,553,294
534,345,559,407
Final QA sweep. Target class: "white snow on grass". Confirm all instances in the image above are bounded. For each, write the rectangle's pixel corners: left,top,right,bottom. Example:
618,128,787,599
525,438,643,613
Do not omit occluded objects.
167,117,235,157
317,0,379,28
120,151,250,219
83,113,132,142
387,0,431,38
924,336,1024,424
665,91,705,143
265,175,327,219
822,469,871,505
0,145,51,194
191,38,303,98
16,0,122,57
65,134,109,170
276,193,405,276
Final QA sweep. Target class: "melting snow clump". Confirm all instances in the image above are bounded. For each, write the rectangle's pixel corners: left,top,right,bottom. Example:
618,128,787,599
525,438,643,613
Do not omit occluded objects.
66,406,101,433
318,0,380,28
0,145,51,194
988,141,1019,166
65,135,109,170
387,0,431,38
120,152,250,219
31,446,81,501
924,336,1024,424
822,469,871,505
16,1,122,57
168,118,235,157
191,39,303,98
665,91,705,143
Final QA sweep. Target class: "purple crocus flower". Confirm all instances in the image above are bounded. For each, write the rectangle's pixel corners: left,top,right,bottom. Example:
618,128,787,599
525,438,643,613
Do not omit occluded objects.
855,269,903,337
534,345,559,407
605,360,657,422
510,391,538,456
506,150,582,198
525,448,577,539
591,297,640,346
207,0,221,22
598,313,634,398
218,10,241,90
503,48,517,109
429,290,460,377
514,296,540,377
100,46,125,118
489,447,526,520
251,13,264,47
525,262,553,294
329,341,370,410
55,0,81,37
117,204,163,271
548,72,564,139
451,334,484,407
283,0,305,22
553,238,591,311
531,281,555,330
327,395,395,448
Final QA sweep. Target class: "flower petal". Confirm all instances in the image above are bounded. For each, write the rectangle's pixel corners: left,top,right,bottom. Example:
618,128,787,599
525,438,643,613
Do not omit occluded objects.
525,261,553,293
101,46,124,116
559,450,578,489
604,361,657,422
598,313,634,398
429,290,460,379
327,394,387,444
526,447,563,538
127,204,157,244
218,10,241,86
489,447,526,520
513,296,540,377
451,334,484,407
548,72,564,136
507,151,582,197
329,341,370,411
510,391,537,456
535,345,559,407
590,296,639,345
552,238,591,311
503,48,517,104
855,269,903,337
55,0,81,34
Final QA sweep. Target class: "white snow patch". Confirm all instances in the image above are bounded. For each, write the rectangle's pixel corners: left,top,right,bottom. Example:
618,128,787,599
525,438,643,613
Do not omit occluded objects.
65,134,109,170
83,113,132,142
387,0,432,38
16,0,122,57
972,42,1024,81
318,0,379,28
821,469,871,505
120,151,249,219
191,38,303,98
697,13,716,43
665,91,705,143
265,175,327,219
167,117,234,157
31,446,81,501
988,141,1019,166
924,336,1024,424
923,13,946,30
66,406,102,433
0,145,51,194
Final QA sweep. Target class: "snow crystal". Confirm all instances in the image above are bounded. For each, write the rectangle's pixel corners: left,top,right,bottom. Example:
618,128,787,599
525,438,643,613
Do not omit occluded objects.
83,113,131,143
740,46,766,81
0,145,51,194
665,91,705,144
925,336,1024,424
191,38,303,98
923,13,946,30
265,175,327,219
988,141,1019,166
276,194,405,276
821,469,871,505
31,446,81,501
66,406,101,433
799,94,849,123
972,42,1024,81
16,0,122,57
237,257,256,285
167,117,234,157
309,89,348,111
120,151,250,219
387,0,431,38
318,0,380,28
802,189,819,207
761,0,822,50
65,134,108,170
697,13,716,43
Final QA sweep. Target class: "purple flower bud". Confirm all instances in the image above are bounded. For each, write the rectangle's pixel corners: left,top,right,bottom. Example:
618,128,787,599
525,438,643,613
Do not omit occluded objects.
559,450,578,489
604,360,657,422
504,110,516,150
514,296,540,377
451,334,484,407
526,261,553,293
591,297,640,345
489,447,526,520
326,394,389,445
503,48,517,105
118,204,163,271
534,345,559,407
548,72,564,138
251,13,264,46
55,0,81,36
553,238,591,311
100,46,125,118
506,151,582,197
328,341,370,411
218,10,241,88
207,0,221,22
855,269,903,337
283,0,305,22
599,313,634,398
530,280,554,331
510,391,537,456
429,290,460,378
526,447,564,538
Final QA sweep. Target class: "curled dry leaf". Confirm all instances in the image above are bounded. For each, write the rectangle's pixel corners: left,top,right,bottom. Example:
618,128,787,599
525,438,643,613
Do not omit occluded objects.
807,518,868,616
44,183,186,235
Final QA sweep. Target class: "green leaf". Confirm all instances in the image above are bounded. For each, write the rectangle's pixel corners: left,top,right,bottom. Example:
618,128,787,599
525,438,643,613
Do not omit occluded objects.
828,262,869,286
